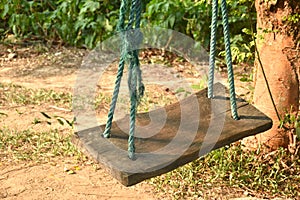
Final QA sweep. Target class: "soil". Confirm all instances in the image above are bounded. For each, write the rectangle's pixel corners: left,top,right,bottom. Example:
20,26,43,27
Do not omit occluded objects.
0,162,156,200
0,44,165,200
0,44,252,200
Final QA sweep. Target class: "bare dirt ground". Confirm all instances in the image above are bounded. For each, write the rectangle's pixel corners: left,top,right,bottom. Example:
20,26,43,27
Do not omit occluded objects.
0,44,253,200
0,45,162,200
0,162,156,200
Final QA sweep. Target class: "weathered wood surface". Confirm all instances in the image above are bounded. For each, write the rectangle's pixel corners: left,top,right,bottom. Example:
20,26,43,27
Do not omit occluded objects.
73,83,272,186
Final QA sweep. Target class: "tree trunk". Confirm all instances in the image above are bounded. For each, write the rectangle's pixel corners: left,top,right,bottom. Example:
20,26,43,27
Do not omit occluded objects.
244,0,300,150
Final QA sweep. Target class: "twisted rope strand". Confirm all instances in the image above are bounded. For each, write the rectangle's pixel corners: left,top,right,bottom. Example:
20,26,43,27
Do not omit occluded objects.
103,0,129,138
208,0,218,98
133,0,144,102
127,0,136,29
117,0,128,32
221,0,239,120
127,0,144,159
128,59,138,159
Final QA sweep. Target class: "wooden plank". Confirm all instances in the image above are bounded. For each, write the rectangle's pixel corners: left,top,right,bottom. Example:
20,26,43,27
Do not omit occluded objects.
73,83,272,186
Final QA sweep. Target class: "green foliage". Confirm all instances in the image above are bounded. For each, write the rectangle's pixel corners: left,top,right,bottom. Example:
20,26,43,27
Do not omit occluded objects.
1,0,256,62
0,0,120,48
142,0,211,48
40,111,76,127
143,0,256,64
0,83,72,108
0,128,84,162
280,111,300,140
191,75,208,90
283,13,300,24
149,144,300,199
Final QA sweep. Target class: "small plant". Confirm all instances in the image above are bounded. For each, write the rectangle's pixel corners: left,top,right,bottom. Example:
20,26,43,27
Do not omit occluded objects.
0,111,8,117
94,92,111,110
138,85,177,113
279,111,300,157
0,0,120,48
40,111,76,128
239,73,253,82
280,110,300,139
149,143,300,199
283,13,300,25
191,75,208,90
0,83,72,108
143,0,256,65
0,128,85,163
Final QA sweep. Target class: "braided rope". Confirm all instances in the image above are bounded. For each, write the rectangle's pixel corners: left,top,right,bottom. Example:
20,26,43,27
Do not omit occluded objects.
128,58,138,159
208,0,218,98
103,0,128,138
103,0,144,159
220,0,239,120
117,0,128,31
127,0,144,160
133,0,144,100
208,0,238,120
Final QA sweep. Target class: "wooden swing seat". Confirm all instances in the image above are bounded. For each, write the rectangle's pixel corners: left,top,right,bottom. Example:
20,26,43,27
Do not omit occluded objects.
73,83,272,186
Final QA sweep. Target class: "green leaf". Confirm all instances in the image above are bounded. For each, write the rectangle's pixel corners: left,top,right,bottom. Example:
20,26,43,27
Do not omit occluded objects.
15,109,23,115
80,1,100,14
0,112,8,117
32,118,41,124
41,112,52,119
168,15,176,28
65,117,76,127
1,4,9,19
56,118,64,125
176,87,186,93
191,84,201,90
240,77,250,82
242,28,252,36
296,127,300,140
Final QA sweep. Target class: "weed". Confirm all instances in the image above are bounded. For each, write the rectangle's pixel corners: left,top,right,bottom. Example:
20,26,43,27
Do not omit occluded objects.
0,0,120,48
0,128,84,164
0,111,8,117
191,75,207,91
0,83,72,108
280,111,300,140
149,143,300,199
94,93,111,110
138,85,177,113
40,111,76,127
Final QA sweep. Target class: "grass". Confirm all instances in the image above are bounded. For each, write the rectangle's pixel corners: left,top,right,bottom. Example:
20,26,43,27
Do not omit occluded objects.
0,82,86,164
2,78,299,199
0,128,84,164
148,143,300,199
0,83,72,108
0,82,112,115
1,51,300,199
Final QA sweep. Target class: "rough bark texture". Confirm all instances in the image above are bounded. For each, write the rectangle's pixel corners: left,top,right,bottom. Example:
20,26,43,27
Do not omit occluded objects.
244,0,300,150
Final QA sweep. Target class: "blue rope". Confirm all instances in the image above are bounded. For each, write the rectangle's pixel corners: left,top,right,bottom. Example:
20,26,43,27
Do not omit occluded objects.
208,0,218,98
220,0,239,120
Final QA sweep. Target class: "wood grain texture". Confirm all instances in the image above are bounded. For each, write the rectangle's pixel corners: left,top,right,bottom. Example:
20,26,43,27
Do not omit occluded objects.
73,83,272,186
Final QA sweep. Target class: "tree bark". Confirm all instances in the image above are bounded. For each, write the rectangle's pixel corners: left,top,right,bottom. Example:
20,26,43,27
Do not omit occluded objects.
244,0,300,150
